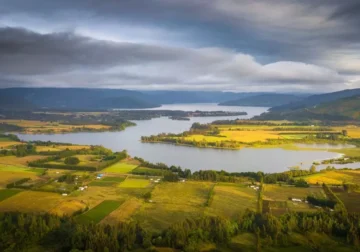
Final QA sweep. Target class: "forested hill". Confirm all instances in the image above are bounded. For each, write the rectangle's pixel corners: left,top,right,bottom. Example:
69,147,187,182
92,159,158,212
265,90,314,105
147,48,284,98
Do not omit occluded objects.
0,88,160,110
0,92,37,110
254,95,360,121
219,93,302,107
313,95,360,120
270,88,360,112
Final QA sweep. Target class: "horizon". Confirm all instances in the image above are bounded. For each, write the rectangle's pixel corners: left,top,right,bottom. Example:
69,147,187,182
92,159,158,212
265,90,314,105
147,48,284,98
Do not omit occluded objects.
1,1,360,92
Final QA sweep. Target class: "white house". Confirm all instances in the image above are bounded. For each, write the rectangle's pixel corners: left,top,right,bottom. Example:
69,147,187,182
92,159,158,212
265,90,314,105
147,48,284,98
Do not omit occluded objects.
292,198,302,202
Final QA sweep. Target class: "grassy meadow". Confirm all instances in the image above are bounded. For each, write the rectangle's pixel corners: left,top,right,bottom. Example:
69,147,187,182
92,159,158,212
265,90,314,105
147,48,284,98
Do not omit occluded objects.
0,189,21,201
103,162,138,173
0,119,111,133
76,200,123,224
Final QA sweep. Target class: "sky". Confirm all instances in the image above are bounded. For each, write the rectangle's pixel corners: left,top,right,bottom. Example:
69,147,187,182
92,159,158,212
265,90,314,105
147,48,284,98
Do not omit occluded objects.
1,0,360,93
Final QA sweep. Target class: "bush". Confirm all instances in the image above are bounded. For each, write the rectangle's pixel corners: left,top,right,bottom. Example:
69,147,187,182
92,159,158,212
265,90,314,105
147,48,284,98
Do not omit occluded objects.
294,179,309,188
6,178,31,188
64,157,80,165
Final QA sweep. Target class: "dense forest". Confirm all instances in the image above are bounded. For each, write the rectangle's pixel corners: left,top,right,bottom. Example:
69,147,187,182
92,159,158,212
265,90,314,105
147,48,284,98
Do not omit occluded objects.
1,204,360,251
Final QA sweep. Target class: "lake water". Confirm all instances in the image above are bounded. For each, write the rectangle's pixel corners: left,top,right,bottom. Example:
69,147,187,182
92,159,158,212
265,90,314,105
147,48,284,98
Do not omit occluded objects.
17,103,352,173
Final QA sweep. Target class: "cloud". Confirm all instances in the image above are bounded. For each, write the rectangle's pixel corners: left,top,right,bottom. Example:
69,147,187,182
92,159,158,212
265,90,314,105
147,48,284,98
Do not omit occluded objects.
0,27,349,92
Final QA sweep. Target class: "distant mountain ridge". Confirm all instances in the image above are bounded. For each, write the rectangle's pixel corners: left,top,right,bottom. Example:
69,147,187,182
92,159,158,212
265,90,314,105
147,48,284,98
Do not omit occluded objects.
219,93,303,107
254,94,360,121
270,88,360,111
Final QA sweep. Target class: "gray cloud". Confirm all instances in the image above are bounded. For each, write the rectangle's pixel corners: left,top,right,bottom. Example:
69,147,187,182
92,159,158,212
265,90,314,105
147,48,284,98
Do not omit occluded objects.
0,1,360,91
0,27,348,92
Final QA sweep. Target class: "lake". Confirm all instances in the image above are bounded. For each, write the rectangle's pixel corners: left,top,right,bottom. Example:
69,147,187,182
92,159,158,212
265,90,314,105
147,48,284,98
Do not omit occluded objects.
17,103,348,173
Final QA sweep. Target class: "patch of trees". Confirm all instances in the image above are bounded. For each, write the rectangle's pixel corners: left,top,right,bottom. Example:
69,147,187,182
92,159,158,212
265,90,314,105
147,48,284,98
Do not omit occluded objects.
294,178,309,188
6,178,31,188
29,149,128,171
163,172,179,182
0,123,24,132
133,157,191,178
0,133,20,141
191,170,262,182
64,156,80,165
306,195,336,208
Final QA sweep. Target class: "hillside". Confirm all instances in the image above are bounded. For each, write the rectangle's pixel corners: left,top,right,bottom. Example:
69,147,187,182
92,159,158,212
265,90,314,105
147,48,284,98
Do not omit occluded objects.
313,95,360,120
254,95,360,121
0,88,160,110
270,88,360,111
0,93,36,110
219,93,302,107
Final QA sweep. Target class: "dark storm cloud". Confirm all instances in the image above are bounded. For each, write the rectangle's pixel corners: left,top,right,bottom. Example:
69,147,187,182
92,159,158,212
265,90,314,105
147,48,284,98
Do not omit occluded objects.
0,0,359,91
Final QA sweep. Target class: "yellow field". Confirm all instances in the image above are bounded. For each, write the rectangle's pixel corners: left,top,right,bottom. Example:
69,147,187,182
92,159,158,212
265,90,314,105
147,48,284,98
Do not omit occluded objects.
100,198,142,224
221,130,281,142
206,184,257,219
118,178,150,188
0,171,39,187
0,119,111,133
304,171,360,185
36,145,90,152
264,184,325,201
135,181,213,232
0,155,46,166
0,141,23,148
50,200,87,216
333,126,360,138
0,191,63,213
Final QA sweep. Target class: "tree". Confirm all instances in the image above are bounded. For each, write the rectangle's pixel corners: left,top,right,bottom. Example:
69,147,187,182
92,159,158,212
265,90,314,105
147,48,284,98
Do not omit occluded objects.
64,157,80,165
309,165,316,173
342,130,348,137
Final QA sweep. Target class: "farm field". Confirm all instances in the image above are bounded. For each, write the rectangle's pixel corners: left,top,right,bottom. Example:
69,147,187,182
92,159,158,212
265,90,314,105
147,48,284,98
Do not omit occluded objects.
132,167,164,176
118,178,151,188
100,197,143,225
76,200,123,224
206,184,257,219
0,189,21,201
263,184,326,201
103,162,138,173
0,191,64,213
135,181,213,232
0,155,46,166
36,144,90,152
0,119,111,133
302,170,360,185
0,141,22,148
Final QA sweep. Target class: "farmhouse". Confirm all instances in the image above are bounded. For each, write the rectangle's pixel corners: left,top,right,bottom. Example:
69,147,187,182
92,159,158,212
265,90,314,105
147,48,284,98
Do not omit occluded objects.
292,198,302,202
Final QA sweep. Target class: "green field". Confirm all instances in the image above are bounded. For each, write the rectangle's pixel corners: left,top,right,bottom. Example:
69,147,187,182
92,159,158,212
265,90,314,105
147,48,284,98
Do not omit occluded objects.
135,181,213,232
0,164,44,175
88,181,117,187
118,178,150,188
77,200,122,224
132,167,163,176
0,189,21,201
206,184,257,219
103,162,138,173
102,176,126,182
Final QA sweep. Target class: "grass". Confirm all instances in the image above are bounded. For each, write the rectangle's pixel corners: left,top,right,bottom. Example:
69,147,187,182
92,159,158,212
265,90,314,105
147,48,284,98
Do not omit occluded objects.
302,170,358,185
0,189,21,201
88,181,118,187
50,200,87,216
76,200,122,224
0,191,64,213
118,178,150,188
206,184,257,219
132,167,164,176
100,198,143,225
0,155,46,166
335,191,360,213
0,141,22,148
134,181,213,232
103,162,138,173
0,164,45,175
36,145,90,152
0,119,111,133
102,176,126,182
264,184,325,201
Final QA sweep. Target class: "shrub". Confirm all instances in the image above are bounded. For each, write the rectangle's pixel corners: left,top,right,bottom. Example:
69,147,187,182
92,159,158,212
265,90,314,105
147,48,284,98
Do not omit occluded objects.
64,157,80,165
